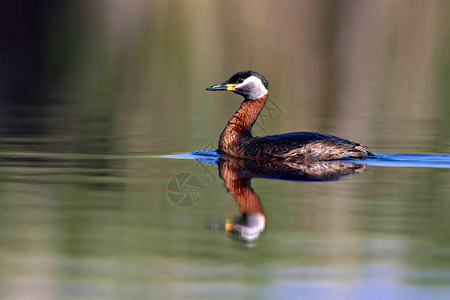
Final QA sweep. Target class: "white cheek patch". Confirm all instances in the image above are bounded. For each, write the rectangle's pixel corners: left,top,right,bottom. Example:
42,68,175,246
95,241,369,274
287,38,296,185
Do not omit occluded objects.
235,75,268,100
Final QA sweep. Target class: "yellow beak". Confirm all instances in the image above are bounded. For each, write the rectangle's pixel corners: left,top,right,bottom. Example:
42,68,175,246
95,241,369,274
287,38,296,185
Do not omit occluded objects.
225,219,236,232
226,84,237,91
206,83,238,91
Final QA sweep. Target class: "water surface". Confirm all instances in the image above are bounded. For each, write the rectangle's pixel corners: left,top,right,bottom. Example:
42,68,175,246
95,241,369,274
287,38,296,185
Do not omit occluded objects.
1,132,449,299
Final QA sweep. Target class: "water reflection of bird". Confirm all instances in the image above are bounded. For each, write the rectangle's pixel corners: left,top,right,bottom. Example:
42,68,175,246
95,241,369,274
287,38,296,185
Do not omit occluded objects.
206,70,373,161
208,158,366,243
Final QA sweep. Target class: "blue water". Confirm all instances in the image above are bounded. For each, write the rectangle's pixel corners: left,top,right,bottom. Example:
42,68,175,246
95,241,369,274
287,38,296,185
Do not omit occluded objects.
167,151,450,169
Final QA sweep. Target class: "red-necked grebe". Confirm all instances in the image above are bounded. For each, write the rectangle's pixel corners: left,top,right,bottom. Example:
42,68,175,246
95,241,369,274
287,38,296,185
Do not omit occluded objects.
206,70,373,161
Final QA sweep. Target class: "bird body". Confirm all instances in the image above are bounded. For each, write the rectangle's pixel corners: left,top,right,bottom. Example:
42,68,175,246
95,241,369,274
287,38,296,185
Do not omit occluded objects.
206,70,373,162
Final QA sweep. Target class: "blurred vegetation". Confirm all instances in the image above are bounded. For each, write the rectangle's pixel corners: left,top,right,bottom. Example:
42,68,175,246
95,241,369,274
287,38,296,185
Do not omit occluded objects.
1,0,449,155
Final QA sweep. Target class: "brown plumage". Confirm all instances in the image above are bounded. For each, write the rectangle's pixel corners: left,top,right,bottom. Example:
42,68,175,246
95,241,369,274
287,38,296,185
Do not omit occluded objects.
215,157,367,241
219,158,265,217
219,94,268,158
207,70,373,162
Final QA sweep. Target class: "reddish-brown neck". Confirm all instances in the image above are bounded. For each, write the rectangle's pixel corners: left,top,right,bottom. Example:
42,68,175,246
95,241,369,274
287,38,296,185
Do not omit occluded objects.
219,159,266,216
225,179,265,216
219,93,268,157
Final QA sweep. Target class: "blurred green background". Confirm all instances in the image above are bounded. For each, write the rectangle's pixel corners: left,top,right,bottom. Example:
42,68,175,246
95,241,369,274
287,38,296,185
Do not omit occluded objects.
0,1,449,299
1,0,449,155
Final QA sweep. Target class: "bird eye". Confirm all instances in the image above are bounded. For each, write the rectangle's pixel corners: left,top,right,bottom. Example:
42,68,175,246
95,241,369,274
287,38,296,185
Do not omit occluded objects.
237,78,244,84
